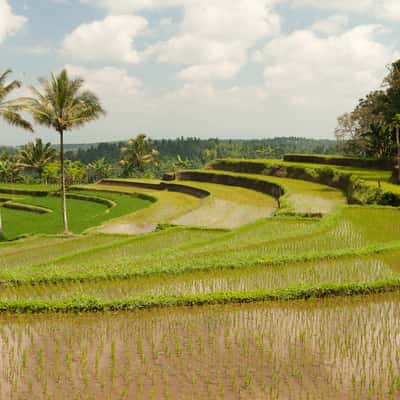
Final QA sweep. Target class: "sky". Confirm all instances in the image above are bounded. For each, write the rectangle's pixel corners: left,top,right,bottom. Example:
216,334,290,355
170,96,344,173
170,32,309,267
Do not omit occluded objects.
1,0,400,146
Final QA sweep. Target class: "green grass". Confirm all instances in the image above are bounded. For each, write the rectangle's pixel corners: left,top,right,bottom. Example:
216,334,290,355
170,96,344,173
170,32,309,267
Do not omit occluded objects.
0,206,399,286
0,190,153,240
0,183,59,193
211,158,393,181
1,280,400,313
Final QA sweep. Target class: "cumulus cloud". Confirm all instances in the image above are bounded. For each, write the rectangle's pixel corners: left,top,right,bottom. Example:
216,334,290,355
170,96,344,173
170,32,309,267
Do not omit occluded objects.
311,14,349,36
0,0,27,44
80,0,182,13
65,65,143,104
288,0,400,21
62,15,147,63
259,24,397,109
148,0,280,82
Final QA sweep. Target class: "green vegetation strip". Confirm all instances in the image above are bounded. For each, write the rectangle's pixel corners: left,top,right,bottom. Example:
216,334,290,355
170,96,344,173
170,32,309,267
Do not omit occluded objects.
2,239,400,286
2,201,53,214
1,280,400,313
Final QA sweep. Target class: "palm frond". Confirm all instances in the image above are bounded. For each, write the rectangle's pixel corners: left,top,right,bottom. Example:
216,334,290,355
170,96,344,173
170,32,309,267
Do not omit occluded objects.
0,69,12,86
0,69,33,132
25,68,105,133
0,110,33,132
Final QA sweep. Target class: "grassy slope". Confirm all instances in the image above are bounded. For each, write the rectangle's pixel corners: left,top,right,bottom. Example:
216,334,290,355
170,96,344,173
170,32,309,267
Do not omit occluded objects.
0,183,59,192
0,189,153,240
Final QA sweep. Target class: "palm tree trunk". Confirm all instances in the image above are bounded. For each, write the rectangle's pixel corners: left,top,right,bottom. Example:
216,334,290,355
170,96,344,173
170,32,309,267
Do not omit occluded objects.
59,130,69,234
0,209,3,240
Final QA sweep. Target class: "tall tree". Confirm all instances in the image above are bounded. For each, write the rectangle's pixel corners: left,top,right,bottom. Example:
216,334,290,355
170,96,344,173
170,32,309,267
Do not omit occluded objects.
335,59,400,158
119,134,159,177
18,138,57,179
386,114,400,183
24,69,105,234
0,69,33,240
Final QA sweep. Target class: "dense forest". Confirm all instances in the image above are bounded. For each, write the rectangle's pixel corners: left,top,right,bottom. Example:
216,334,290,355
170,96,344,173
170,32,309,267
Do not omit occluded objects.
0,136,338,184
336,59,400,160
63,137,337,165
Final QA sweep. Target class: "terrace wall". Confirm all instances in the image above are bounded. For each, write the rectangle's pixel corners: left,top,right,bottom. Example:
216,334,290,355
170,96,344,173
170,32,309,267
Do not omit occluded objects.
177,171,284,200
100,179,210,199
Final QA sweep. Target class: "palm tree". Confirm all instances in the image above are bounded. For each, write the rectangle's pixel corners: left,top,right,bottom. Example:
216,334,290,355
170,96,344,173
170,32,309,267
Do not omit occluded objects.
87,158,113,183
24,69,105,234
119,134,159,177
18,138,57,180
0,157,22,183
0,69,33,240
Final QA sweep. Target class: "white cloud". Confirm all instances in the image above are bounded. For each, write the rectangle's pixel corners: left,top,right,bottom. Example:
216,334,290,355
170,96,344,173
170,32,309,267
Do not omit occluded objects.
65,65,143,105
24,45,51,55
311,14,348,36
259,24,397,110
62,15,147,63
80,0,182,13
289,0,400,21
148,0,280,82
177,62,242,82
0,0,27,44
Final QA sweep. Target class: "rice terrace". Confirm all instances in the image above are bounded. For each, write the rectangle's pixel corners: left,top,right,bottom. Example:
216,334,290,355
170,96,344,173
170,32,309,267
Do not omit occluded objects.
3,1,400,398
1,152,400,399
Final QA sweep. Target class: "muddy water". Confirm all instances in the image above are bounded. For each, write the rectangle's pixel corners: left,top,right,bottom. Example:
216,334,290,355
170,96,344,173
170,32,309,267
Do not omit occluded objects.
1,293,400,399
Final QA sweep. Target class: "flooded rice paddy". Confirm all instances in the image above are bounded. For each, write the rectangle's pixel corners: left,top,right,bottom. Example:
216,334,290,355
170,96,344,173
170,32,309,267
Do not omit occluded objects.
2,251,400,302
1,293,400,399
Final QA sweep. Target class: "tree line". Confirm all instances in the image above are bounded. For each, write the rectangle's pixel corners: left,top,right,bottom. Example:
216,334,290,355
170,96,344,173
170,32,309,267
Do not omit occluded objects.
335,59,400,181
1,136,339,186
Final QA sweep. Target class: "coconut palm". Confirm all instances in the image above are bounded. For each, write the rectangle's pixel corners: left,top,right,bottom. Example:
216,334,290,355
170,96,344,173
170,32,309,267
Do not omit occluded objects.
0,69,33,240
0,157,22,183
24,69,105,234
87,158,113,183
18,138,57,180
119,134,159,177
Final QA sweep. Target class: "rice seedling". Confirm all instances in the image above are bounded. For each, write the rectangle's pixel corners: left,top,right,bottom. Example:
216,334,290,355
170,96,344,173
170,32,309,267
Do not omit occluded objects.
0,294,399,399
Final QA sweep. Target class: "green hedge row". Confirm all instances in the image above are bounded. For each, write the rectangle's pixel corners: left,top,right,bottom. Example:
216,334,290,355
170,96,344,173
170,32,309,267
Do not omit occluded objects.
1,280,400,313
284,154,394,170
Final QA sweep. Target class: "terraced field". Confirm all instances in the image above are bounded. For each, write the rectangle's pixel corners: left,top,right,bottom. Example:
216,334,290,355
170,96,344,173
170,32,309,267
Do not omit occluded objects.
1,159,400,399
